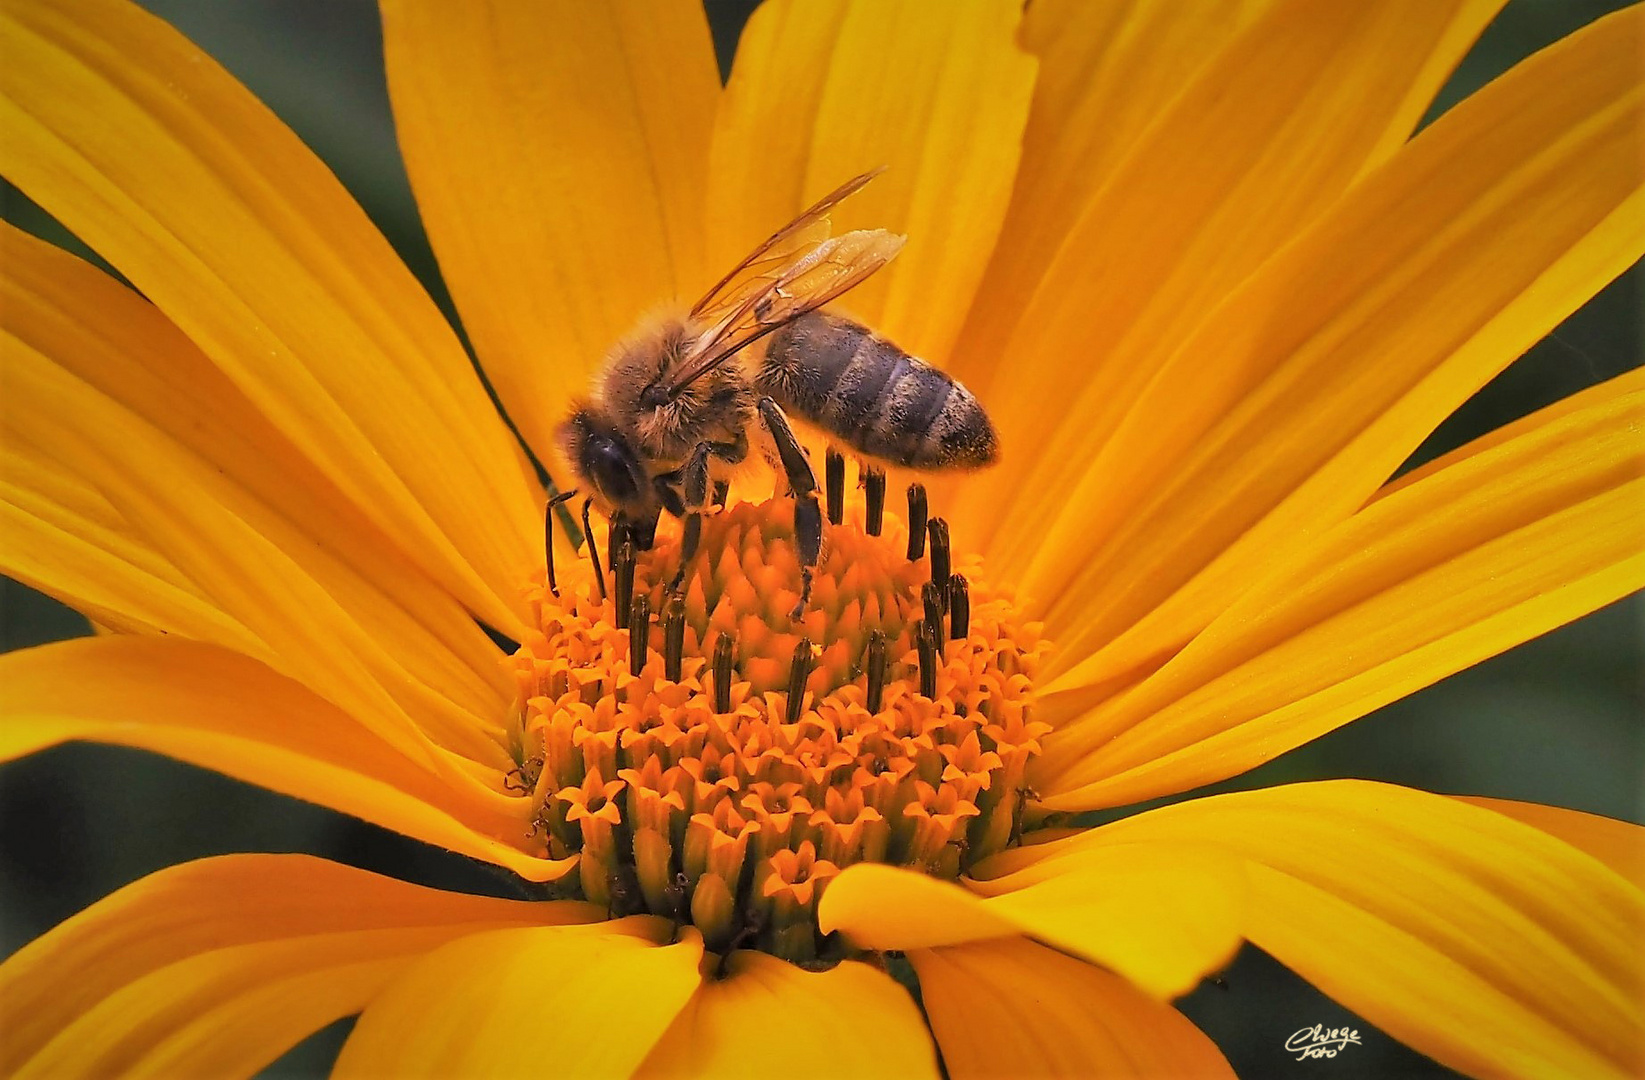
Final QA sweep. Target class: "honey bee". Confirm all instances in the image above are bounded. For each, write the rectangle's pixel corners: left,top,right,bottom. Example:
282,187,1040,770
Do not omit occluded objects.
557,170,998,613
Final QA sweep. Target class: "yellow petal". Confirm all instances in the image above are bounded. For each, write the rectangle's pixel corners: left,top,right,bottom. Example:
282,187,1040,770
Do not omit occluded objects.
1029,4,1645,684
986,781,1645,1080
2,430,260,649
1,321,515,767
912,937,1235,1079
953,0,1503,553
820,843,1243,999
0,637,570,882
948,0,1268,387
333,919,700,1079
0,222,513,724
0,853,597,1076
0,0,542,631
708,0,1036,364
1040,368,1645,806
379,0,718,485
637,951,938,1079
1459,797,1645,891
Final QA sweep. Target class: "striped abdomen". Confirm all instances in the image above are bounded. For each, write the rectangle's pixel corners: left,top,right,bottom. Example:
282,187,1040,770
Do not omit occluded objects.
754,313,997,469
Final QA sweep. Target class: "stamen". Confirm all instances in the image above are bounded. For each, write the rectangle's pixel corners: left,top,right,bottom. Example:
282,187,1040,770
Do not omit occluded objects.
949,573,970,639
927,517,950,610
662,592,686,682
581,497,606,600
863,464,886,536
712,480,730,510
613,539,637,622
628,593,650,678
917,620,938,698
922,581,946,652
865,629,888,713
712,633,735,713
826,448,845,526
543,489,578,597
786,638,814,723
905,483,928,560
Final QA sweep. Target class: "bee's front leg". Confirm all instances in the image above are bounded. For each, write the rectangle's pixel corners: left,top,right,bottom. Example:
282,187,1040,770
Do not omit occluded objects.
755,397,821,619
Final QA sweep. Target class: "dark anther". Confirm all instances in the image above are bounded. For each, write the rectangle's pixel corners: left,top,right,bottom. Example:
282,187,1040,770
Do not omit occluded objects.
711,480,730,510
917,621,939,699
712,634,735,713
543,489,578,597
865,629,887,713
949,573,970,639
613,540,637,621
825,448,845,526
662,592,686,682
581,498,606,601
786,638,814,723
863,464,886,536
922,581,946,652
627,593,650,677
905,483,928,560
926,518,950,610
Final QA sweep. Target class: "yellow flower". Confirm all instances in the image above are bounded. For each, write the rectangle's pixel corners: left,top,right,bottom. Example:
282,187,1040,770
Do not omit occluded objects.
1,0,1641,1076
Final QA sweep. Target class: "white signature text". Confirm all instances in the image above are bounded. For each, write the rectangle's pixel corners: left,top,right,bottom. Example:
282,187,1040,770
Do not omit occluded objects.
1285,1024,1363,1061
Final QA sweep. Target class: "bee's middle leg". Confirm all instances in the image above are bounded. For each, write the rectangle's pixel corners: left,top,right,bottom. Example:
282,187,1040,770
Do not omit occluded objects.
656,443,716,590
755,397,821,618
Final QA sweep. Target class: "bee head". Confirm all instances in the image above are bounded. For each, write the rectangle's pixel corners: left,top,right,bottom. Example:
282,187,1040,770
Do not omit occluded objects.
558,407,650,515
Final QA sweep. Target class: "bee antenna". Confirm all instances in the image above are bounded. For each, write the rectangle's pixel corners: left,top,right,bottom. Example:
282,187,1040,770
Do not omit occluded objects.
543,489,578,597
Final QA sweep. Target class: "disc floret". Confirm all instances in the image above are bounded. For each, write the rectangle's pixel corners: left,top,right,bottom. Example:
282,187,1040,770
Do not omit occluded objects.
509,497,1047,964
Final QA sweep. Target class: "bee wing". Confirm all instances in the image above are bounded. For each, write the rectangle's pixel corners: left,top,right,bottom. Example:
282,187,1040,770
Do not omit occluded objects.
668,228,905,394
689,168,885,323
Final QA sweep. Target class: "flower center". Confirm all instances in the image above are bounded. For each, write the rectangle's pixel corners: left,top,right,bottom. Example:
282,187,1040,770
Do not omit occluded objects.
506,492,1048,964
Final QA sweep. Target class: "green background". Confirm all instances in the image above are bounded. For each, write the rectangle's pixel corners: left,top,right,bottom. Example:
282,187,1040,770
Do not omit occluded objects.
1,1,1639,1076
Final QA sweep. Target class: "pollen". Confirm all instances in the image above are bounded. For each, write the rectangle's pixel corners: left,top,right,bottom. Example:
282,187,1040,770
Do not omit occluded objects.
507,496,1048,965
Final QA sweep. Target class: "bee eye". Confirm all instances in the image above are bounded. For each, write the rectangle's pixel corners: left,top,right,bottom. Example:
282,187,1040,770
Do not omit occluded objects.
587,437,639,505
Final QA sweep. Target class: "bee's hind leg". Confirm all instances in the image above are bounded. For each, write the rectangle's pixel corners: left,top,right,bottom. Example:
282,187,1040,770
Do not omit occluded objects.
755,398,821,619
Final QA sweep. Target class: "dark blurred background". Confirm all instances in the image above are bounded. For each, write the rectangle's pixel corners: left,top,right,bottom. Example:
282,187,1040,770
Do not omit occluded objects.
1,1,1639,1076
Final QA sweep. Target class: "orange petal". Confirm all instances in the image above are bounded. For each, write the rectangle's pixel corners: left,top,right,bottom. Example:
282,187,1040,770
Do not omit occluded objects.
953,0,1503,553
820,843,1242,999
0,636,570,882
0,854,596,1076
0,0,542,631
986,781,1645,1079
708,0,1036,364
1039,369,1645,806
333,919,700,1079
913,937,1235,1079
1028,4,1645,683
379,0,718,486
637,950,938,1079
1459,797,1645,891
0,222,514,727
